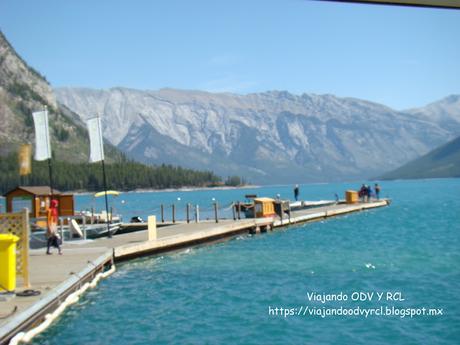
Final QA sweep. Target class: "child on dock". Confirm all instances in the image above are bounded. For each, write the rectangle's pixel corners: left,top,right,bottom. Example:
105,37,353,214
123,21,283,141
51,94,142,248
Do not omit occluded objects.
46,199,62,255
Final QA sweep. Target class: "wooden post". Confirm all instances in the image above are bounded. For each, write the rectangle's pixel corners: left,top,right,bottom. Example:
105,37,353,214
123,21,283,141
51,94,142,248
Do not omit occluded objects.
161,204,164,223
21,208,30,288
59,217,64,243
82,215,87,240
91,207,94,225
186,203,190,223
172,204,176,223
232,203,236,220
195,205,200,223
214,202,219,223
237,202,241,220
148,216,157,241
110,206,113,223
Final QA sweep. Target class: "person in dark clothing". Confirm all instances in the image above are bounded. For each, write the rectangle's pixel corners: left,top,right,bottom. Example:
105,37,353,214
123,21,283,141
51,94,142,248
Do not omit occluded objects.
294,185,300,201
359,184,367,202
366,185,372,202
375,183,381,200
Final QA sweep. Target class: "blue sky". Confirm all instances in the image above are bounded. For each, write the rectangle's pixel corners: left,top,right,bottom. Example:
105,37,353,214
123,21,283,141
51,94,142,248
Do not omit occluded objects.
0,0,459,109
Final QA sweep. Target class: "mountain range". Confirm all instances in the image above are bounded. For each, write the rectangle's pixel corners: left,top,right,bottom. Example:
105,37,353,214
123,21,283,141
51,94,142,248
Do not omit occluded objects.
55,87,460,184
2,28,459,185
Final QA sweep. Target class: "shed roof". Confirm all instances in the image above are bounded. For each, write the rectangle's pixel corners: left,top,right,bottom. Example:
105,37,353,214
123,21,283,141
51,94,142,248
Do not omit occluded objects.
4,186,62,197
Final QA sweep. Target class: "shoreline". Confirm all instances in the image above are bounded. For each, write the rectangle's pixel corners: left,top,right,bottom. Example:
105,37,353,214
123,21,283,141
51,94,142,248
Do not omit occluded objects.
69,184,260,196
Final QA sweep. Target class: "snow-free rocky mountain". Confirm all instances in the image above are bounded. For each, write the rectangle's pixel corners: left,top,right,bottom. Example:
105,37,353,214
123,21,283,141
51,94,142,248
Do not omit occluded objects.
55,87,460,184
0,30,91,161
0,31,121,162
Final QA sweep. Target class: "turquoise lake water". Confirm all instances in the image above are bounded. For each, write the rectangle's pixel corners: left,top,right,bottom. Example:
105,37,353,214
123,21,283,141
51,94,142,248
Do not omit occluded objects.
32,179,459,344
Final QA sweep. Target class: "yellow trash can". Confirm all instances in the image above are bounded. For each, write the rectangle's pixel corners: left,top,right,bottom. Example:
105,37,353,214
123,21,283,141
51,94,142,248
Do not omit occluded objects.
0,234,19,292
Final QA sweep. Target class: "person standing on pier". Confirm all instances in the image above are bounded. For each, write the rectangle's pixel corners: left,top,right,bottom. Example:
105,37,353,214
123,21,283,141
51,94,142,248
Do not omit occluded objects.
375,183,381,200
46,199,62,255
366,185,372,202
294,185,300,201
359,184,366,202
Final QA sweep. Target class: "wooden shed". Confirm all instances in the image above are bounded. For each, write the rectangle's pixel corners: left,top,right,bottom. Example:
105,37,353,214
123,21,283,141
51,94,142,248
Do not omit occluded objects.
254,197,276,218
4,186,74,219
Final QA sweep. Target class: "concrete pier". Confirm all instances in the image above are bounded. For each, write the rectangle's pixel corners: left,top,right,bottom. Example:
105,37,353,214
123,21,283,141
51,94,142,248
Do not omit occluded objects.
0,199,389,344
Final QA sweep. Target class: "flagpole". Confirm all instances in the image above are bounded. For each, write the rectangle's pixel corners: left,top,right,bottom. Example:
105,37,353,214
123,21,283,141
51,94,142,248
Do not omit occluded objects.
101,158,111,238
48,159,53,193
97,115,111,238
44,105,54,198
87,115,111,238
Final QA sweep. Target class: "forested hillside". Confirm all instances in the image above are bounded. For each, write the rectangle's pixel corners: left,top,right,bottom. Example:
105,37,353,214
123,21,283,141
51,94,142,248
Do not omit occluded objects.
0,153,222,194
380,135,460,180
0,30,233,192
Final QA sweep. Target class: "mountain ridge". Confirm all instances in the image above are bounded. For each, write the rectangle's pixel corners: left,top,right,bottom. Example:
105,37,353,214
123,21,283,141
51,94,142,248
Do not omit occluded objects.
55,86,459,184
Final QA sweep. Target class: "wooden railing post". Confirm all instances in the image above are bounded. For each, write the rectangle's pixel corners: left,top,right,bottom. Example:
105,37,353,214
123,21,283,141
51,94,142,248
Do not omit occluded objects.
59,217,65,243
21,208,30,288
82,214,87,240
195,205,200,223
214,202,219,223
186,203,190,223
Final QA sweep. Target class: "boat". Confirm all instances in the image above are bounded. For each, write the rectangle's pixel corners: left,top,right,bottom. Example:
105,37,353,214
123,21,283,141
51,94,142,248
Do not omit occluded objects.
29,221,121,249
239,197,337,219
289,200,337,210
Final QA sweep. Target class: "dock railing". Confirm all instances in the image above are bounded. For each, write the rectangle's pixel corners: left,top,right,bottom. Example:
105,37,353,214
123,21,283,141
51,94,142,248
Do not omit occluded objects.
156,202,236,224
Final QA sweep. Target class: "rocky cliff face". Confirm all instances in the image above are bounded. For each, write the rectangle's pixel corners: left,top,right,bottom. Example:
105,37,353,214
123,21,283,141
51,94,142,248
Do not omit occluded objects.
0,31,120,162
0,33,56,107
55,87,459,183
0,31,54,155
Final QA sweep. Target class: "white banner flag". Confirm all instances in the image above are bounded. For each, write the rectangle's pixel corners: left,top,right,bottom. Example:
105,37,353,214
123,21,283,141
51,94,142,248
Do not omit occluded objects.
87,116,105,163
32,110,51,161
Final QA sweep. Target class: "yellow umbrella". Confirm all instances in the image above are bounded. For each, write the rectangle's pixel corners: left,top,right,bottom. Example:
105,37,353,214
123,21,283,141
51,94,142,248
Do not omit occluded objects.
94,190,120,198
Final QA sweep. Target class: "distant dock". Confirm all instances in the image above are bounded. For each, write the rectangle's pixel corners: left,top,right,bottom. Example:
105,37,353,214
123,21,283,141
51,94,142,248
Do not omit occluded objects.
0,199,389,345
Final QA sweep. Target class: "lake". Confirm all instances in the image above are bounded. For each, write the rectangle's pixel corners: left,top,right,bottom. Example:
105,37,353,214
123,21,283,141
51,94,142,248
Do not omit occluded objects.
32,178,460,344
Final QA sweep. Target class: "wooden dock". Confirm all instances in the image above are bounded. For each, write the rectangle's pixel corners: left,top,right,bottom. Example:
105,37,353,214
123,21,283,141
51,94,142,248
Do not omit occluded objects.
0,199,389,344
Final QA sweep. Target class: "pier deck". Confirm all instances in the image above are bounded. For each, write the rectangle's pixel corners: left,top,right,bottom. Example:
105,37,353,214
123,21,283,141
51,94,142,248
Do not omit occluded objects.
0,199,389,344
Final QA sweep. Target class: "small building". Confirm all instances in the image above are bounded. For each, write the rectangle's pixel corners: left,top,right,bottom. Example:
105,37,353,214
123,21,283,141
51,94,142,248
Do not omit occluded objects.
254,197,276,218
4,186,74,219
